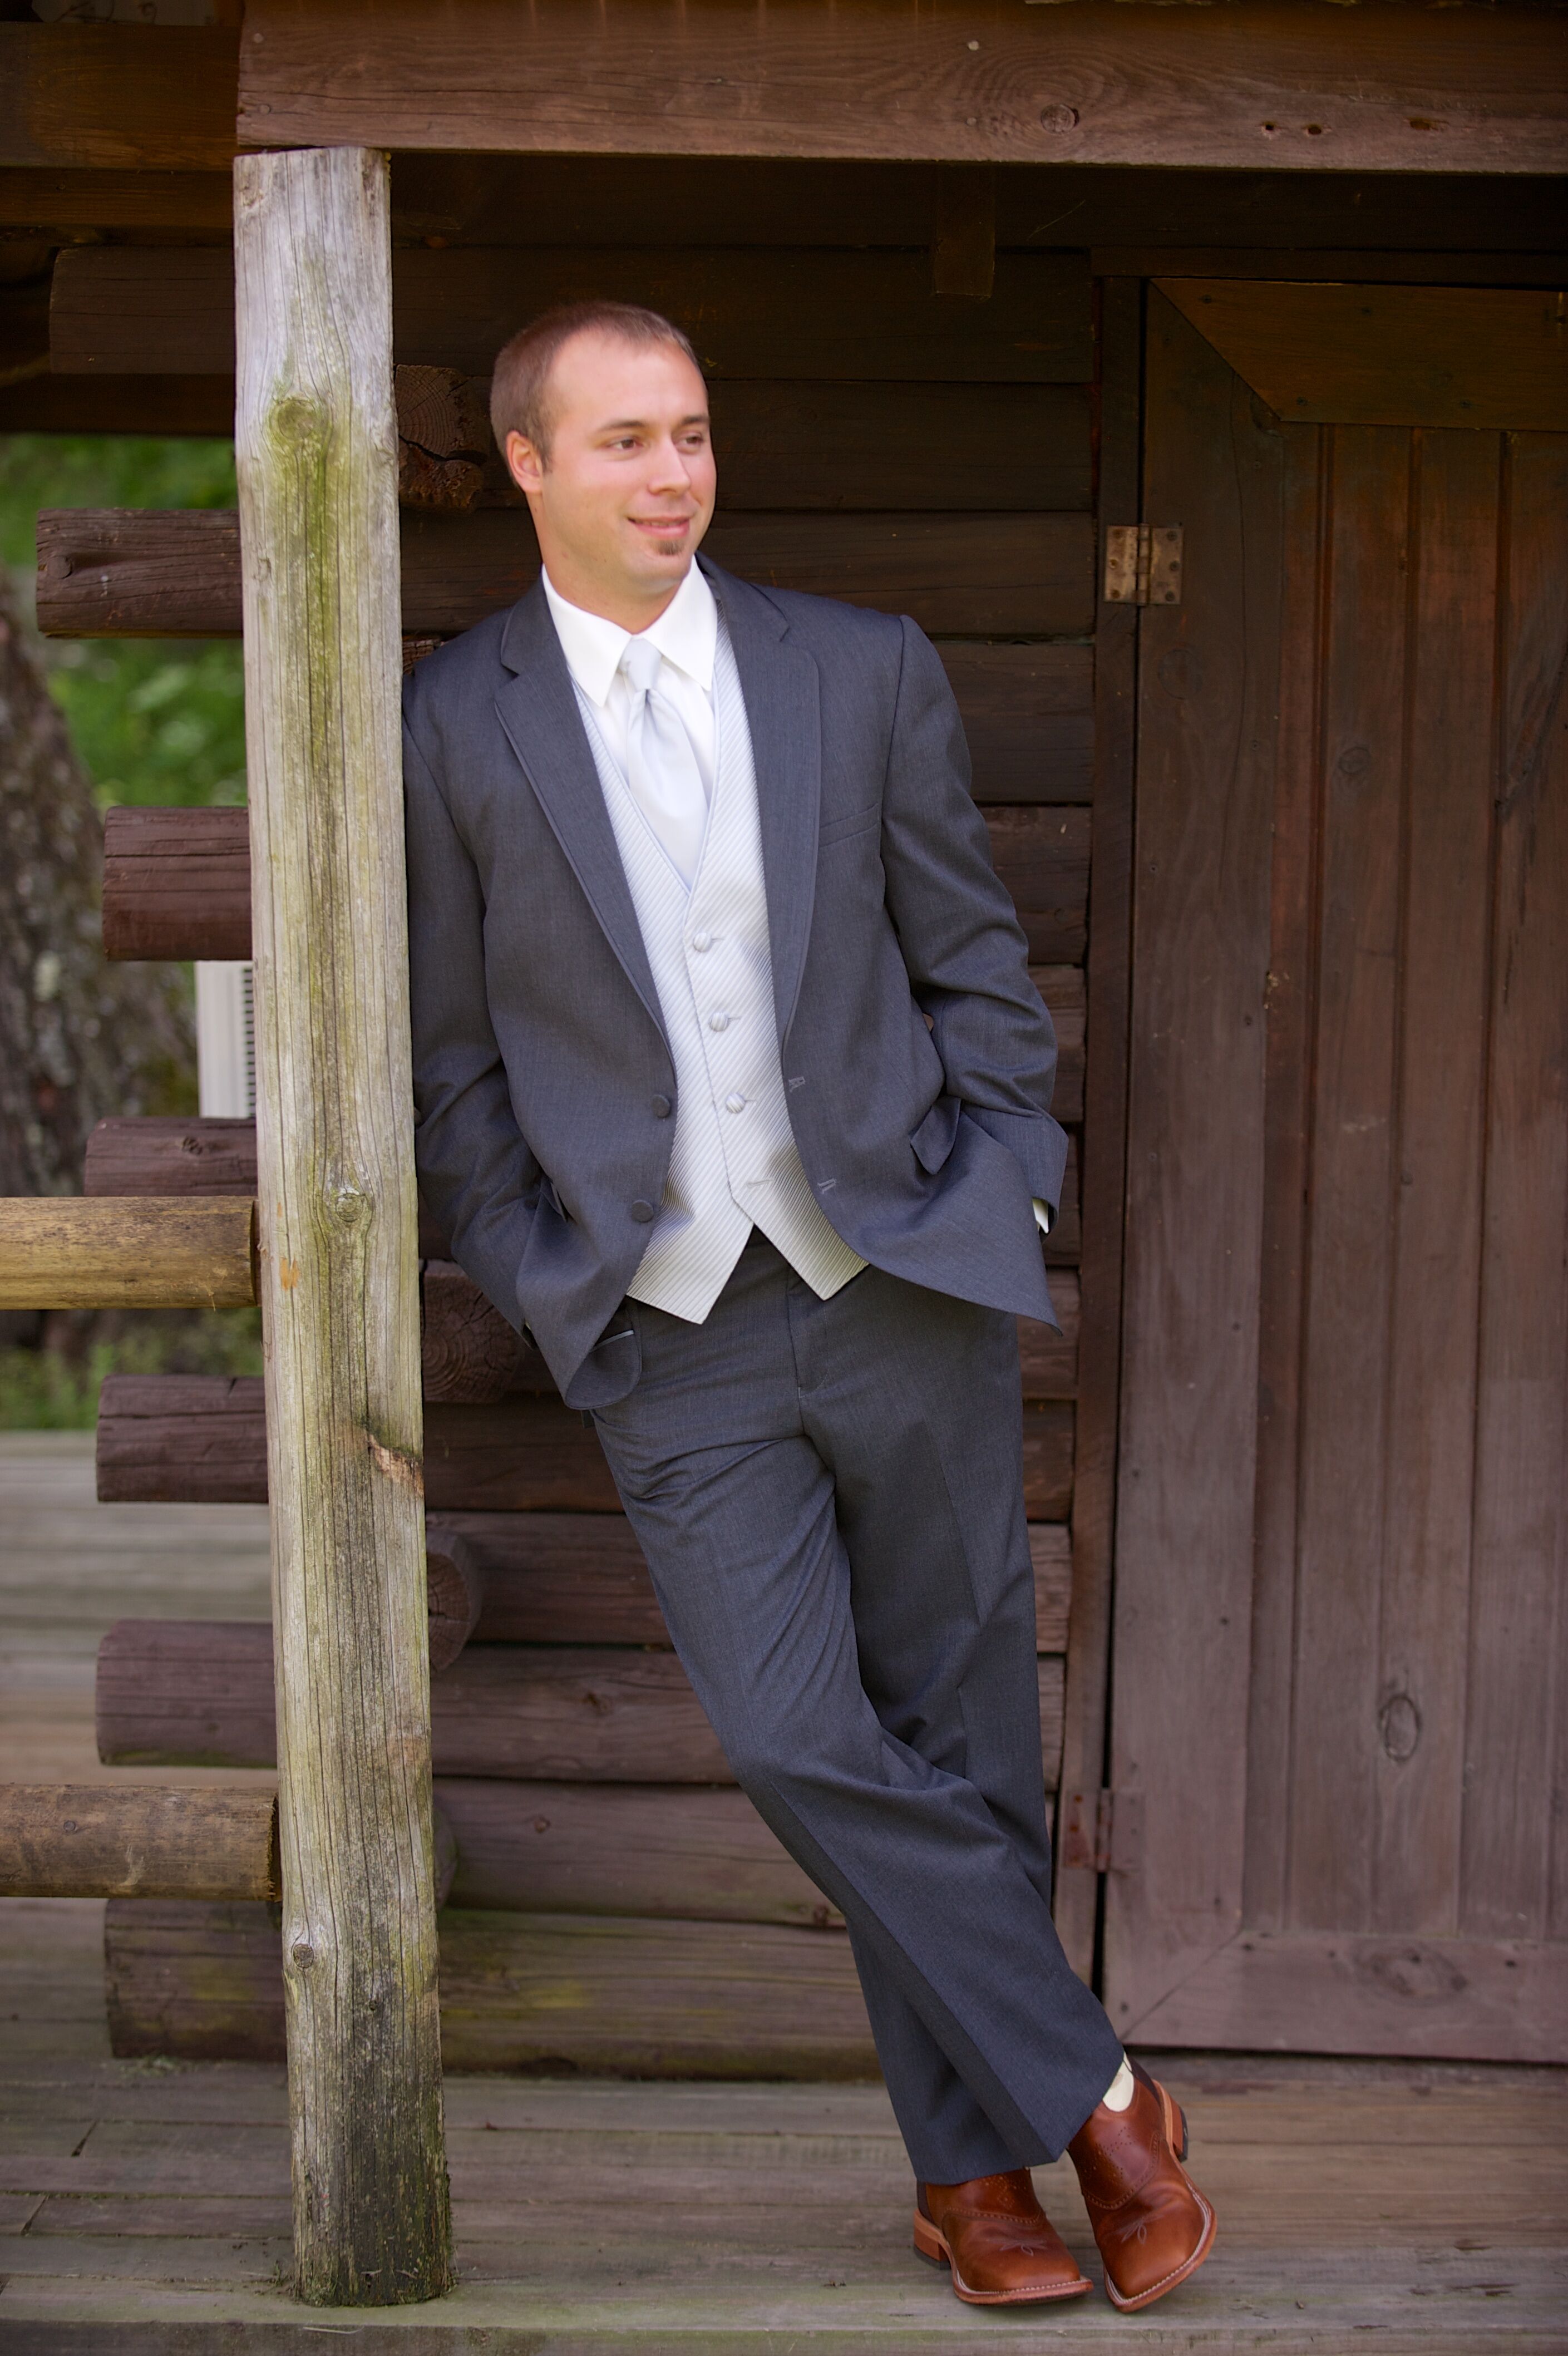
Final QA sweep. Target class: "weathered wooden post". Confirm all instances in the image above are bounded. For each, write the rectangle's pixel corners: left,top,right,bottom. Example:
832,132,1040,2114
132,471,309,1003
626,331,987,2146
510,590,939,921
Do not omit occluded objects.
233,144,452,2305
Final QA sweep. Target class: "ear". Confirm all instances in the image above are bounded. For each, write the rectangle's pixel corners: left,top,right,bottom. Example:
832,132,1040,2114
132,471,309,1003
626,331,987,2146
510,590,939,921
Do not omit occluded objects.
505,428,546,496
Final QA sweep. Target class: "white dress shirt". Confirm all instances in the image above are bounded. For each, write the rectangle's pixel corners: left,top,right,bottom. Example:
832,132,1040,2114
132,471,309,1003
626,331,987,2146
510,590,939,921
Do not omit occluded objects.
543,564,1054,1244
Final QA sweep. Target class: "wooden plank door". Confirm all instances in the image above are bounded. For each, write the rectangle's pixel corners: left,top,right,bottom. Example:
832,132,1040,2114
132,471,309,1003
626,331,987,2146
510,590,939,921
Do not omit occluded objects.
1103,282,1568,2059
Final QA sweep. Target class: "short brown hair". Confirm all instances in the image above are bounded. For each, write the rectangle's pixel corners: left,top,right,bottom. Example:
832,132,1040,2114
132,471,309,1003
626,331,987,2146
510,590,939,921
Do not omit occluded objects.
489,301,703,461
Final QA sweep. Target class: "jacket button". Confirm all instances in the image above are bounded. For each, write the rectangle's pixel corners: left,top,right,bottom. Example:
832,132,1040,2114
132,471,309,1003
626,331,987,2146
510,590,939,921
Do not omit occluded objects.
630,1199,655,1223
651,1094,672,1118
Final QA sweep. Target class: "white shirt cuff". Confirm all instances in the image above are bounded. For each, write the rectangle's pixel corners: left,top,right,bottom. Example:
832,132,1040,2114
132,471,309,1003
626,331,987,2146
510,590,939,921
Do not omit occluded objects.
1032,1197,1053,1237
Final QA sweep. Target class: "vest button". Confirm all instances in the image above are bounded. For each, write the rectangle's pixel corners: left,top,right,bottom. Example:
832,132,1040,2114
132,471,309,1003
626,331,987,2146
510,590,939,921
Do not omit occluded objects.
691,930,713,952
630,1199,655,1223
725,1092,746,1114
651,1094,672,1118
708,1011,729,1032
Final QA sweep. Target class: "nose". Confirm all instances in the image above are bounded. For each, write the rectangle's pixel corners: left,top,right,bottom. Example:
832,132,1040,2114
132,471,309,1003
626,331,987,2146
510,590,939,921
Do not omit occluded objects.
646,436,696,495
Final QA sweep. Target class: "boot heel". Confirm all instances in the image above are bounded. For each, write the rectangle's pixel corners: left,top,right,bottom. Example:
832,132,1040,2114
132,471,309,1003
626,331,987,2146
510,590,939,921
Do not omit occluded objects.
911,2210,950,2270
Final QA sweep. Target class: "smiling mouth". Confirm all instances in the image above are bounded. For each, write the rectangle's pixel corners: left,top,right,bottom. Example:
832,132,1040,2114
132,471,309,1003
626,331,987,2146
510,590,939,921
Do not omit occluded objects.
632,516,693,534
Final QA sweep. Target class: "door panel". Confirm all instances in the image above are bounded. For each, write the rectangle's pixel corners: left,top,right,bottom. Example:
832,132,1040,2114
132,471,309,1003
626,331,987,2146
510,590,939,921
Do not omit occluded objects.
1104,288,1568,2059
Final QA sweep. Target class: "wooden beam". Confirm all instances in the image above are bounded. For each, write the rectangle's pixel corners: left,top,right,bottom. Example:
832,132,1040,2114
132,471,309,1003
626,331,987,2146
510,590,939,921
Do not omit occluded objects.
234,144,450,2306
40,505,1096,642
0,373,234,438
95,800,1094,965
0,166,233,233
234,1,1568,175
50,243,1091,382
1162,280,1568,433
0,1784,278,1903
93,1372,1078,1516
1053,276,1142,1971
1092,249,1568,288
0,1195,255,1310
0,25,238,172
95,1621,1066,1790
104,1899,880,2076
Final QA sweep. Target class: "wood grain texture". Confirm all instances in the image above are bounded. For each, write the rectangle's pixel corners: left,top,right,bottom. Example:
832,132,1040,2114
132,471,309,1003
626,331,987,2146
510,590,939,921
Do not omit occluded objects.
234,1,1568,173
93,1375,623,1514
0,1785,278,1903
95,800,1093,969
51,242,1091,383
233,144,450,2304
1102,293,1281,2040
1465,435,1568,1948
0,24,238,172
103,1901,879,2078
93,1620,1067,1795
100,805,251,960
0,167,234,232
0,1196,254,1311
1163,281,1568,433
436,1781,837,1929
1053,277,1140,1965
39,505,1094,641
936,643,1094,805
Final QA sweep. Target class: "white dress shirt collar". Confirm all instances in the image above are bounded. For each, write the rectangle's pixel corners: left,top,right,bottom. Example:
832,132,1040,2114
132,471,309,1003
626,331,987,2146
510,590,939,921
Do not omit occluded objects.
542,560,718,709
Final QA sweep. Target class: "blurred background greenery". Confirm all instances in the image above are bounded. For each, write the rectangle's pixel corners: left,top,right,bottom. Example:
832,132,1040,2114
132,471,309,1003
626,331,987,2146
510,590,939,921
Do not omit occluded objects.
1,432,262,1425
0,433,244,809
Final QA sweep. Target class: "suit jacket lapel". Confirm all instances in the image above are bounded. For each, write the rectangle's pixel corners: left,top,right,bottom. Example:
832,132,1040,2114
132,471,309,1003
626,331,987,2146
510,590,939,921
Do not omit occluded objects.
707,560,821,1047
494,583,667,1047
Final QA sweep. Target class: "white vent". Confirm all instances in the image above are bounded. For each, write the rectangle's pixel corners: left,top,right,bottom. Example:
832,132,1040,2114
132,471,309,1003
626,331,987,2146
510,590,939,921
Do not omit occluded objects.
195,961,255,1119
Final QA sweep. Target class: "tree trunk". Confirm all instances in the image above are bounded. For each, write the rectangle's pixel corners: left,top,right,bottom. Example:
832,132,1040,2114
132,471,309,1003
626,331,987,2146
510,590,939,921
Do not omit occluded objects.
0,573,191,1205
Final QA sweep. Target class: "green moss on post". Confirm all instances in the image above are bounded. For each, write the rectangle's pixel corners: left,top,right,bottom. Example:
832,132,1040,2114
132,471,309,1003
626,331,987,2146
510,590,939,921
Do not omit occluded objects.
234,144,452,2306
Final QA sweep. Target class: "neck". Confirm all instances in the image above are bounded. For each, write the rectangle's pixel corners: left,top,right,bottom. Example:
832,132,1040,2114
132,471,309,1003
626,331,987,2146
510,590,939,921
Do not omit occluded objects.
540,555,692,634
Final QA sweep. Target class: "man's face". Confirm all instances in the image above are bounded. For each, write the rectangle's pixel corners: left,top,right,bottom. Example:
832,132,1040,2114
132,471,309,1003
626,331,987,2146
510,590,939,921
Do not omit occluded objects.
505,330,716,615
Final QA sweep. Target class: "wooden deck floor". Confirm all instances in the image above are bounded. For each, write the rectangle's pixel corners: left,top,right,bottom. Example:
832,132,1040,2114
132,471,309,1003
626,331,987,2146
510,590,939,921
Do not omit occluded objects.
2,1435,1565,2350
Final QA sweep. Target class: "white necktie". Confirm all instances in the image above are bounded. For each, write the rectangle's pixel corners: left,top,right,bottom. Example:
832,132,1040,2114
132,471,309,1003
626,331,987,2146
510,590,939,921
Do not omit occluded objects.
620,635,708,889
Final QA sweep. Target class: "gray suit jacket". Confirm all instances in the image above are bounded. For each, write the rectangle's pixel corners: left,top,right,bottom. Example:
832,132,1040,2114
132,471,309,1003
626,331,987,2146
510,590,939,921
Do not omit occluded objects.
402,556,1068,1409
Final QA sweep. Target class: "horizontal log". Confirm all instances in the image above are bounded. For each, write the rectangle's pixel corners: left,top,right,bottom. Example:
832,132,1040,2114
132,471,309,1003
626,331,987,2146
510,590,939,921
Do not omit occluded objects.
436,1781,839,1928
0,373,235,441
97,799,1091,967
421,1259,538,1405
436,1511,669,1648
96,1621,1065,1788
96,1374,624,1513
0,167,234,234
0,1196,255,1311
105,1900,877,2076
40,505,1094,641
234,1,1568,176
53,243,1089,382
101,805,251,962
0,1784,277,1903
95,1371,1073,1515
0,24,238,172
938,643,1093,805
424,1522,486,1675
95,1621,729,1782
83,1116,451,1263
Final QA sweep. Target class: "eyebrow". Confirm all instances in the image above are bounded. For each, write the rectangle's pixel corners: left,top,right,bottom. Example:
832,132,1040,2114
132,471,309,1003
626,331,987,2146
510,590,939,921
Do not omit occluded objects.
595,412,710,433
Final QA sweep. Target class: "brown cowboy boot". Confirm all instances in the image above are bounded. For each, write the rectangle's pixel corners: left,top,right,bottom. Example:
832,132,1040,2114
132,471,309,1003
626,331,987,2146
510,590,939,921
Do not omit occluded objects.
1067,2059,1216,2311
913,2168,1092,2306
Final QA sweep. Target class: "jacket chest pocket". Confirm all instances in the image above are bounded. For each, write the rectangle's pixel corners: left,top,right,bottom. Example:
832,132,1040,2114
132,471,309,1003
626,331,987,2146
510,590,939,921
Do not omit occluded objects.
817,800,881,849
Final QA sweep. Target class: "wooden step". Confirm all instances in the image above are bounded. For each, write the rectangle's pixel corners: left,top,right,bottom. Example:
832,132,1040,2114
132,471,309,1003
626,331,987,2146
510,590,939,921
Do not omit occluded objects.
40,504,1094,642
93,1372,1077,1516
94,1621,1067,1789
103,1900,879,2077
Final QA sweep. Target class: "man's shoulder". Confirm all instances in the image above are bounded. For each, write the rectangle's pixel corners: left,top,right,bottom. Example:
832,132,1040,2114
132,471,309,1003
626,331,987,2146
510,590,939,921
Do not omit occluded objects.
402,608,513,734
721,568,904,657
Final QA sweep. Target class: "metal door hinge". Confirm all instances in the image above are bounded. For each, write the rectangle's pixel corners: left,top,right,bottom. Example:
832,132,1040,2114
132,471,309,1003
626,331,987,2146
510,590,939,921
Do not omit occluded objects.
1104,524,1182,607
1060,1788,1143,1874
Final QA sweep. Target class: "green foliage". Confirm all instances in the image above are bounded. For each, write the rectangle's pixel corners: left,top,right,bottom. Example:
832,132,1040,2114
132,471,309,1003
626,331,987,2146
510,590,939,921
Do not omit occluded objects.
0,432,245,809
0,1308,264,1432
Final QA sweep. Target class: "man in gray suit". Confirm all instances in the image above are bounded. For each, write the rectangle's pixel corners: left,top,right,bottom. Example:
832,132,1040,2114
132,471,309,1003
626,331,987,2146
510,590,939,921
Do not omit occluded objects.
403,301,1215,2313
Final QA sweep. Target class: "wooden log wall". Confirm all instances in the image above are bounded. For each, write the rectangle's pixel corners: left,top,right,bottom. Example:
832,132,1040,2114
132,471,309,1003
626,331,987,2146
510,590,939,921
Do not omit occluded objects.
43,184,1108,2071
